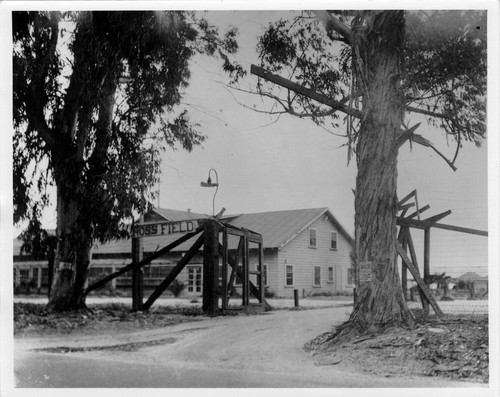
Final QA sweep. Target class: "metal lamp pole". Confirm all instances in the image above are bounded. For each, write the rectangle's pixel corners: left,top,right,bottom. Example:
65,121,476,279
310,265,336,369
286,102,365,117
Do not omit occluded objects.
200,168,219,216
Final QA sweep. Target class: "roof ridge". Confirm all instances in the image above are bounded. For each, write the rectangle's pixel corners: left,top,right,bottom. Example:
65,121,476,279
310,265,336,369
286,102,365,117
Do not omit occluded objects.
224,207,328,217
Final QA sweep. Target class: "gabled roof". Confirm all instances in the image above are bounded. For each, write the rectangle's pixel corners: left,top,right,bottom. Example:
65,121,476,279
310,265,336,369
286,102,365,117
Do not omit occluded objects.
225,207,353,249
456,272,488,281
149,208,209,222
15,207,353,257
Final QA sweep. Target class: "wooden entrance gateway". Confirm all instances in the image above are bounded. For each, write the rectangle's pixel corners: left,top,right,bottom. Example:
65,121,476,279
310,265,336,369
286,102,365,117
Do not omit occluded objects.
84,211,271,315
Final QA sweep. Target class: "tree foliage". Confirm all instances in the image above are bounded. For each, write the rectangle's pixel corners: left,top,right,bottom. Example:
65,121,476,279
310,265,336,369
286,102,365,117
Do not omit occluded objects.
13,10,244,310
13,10,243,241
254,10,486,161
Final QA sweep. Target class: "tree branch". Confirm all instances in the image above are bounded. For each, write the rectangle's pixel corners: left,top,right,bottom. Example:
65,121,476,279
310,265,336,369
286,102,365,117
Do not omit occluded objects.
405,105,450,119
251,64,363,119
407,133,457,171
27,12,60,151
396,122,421,148
313,11,353,45
251,65,459,171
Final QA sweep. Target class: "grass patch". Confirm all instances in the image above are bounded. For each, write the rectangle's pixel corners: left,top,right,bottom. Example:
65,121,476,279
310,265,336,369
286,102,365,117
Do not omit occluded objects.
14,302,204,336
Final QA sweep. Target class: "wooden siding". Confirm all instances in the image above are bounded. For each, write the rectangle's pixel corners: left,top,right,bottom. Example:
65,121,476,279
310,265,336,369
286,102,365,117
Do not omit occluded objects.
275,214,353,298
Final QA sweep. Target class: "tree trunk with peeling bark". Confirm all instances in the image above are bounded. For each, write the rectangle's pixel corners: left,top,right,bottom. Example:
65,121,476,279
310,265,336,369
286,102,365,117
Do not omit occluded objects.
47,166,93,311
344,11,413,334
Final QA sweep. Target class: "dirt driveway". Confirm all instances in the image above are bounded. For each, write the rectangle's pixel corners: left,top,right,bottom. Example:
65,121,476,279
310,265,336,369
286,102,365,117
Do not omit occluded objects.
14,306,483,388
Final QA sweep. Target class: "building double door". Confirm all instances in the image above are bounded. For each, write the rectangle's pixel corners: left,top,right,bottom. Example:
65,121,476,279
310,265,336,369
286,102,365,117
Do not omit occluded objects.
187,265,202,294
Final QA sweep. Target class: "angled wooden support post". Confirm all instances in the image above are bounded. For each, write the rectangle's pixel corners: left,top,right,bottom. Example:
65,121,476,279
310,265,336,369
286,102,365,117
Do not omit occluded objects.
397,242,444,317
398,190,417,206
424,210,452,223
407,204,430,219
142,234,204,311
406,232,430,315
397,227,409,301
84,228,203,296
225,237,244,304
222,241,272,311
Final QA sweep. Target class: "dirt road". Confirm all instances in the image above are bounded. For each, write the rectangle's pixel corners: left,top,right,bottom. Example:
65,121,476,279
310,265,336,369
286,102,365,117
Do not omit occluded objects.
14,306,483,388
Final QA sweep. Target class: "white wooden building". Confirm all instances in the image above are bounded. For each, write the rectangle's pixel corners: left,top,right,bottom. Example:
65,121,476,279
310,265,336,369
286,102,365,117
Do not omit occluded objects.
14,207,354,298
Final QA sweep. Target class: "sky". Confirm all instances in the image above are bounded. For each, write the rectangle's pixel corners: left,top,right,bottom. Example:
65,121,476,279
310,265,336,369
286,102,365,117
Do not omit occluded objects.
3,6,498,279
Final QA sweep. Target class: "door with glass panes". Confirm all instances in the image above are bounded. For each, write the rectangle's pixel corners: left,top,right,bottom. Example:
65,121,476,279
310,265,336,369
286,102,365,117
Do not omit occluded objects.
187,265,202,294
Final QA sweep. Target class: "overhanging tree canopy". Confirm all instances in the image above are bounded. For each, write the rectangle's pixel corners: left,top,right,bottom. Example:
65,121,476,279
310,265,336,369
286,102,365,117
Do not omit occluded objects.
13,10,244,311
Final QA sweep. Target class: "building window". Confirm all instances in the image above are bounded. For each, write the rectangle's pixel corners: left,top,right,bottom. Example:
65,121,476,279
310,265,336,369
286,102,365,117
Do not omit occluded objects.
328,266,334,283
285,265,294,286
330,232,338,250
314,266,321,286
348,267,354,286
32,267,39,284
309,228,317,248
19,269,30,284
42,268,49,287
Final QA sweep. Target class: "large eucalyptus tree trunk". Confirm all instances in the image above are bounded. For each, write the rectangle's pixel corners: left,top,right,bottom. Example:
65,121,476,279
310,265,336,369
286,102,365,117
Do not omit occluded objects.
47,173,92,312
345,11,413,334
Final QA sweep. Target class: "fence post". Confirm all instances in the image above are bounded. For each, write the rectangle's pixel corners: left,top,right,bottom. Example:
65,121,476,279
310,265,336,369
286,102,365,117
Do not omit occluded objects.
132,216,144,311
424,228,431,286
294,289,299,308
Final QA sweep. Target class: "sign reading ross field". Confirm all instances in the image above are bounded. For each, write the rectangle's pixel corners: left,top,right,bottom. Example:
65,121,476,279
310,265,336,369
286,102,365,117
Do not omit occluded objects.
132,220,201,238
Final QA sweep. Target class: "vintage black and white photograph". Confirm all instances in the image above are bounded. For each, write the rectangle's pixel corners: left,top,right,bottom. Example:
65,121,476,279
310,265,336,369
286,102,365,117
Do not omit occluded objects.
1,0,498,393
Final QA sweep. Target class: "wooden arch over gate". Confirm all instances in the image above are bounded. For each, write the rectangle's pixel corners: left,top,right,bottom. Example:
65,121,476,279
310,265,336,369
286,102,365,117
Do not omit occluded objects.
84,211,271,315
395,190,488,318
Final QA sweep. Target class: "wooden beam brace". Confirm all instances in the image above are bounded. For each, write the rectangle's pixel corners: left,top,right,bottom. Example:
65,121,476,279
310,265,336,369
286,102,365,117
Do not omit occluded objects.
397,218,488,236
397,242,444,317
225,237,245,302
225,226,262,243
398,227,409,300
406,204,430,219
222,242,272,311
84,228,203,296
142,233,204,311
424,210,452,223
406,231,430,315
398,203,415,212
398,190,417,206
